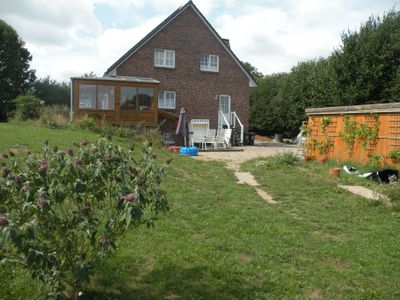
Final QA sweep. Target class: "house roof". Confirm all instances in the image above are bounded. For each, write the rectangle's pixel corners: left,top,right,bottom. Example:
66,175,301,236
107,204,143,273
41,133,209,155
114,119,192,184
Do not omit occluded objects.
104,0,257,87
71,76,159,84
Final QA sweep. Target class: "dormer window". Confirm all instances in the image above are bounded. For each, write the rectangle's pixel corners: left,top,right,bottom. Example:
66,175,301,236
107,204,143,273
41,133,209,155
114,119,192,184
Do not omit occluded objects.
200,54,219,72
154,49,175,68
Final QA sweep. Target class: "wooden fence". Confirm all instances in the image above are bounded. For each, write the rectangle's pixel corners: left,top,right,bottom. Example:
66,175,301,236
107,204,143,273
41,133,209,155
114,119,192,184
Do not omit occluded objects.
305,103,400,167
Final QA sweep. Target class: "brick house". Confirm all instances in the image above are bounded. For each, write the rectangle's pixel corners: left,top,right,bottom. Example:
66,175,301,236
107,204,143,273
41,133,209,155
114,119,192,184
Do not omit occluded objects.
104,0,257,143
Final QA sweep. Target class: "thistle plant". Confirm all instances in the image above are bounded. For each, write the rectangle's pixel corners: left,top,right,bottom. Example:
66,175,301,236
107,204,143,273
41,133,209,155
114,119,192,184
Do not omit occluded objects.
0,138,168,298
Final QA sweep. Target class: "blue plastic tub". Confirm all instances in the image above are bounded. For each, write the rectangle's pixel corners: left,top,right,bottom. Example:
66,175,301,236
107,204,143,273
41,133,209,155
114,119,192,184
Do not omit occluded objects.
179,147,198,156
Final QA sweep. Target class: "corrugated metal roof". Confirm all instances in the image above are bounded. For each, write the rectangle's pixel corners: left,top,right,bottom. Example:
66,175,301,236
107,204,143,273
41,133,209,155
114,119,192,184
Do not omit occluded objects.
306,102,400,115
70,76,159,84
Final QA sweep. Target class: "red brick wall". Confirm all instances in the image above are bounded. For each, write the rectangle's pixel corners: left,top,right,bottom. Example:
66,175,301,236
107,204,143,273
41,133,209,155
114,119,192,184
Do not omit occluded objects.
116,6,251,131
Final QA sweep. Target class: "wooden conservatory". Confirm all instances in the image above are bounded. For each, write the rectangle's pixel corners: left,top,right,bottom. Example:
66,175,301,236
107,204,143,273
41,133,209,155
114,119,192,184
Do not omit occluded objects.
71,76,160,126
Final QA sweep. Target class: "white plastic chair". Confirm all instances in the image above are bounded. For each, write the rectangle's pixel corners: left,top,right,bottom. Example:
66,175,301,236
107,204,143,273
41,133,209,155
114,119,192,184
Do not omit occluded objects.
204,129,216,150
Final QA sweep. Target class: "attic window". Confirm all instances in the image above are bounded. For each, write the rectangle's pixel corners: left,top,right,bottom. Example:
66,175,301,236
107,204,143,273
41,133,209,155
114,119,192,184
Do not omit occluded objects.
154,49,175,68
200,54,219,72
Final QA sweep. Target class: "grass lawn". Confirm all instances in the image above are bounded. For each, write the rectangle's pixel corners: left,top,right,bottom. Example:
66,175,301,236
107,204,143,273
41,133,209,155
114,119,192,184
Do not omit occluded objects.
1,123,400,299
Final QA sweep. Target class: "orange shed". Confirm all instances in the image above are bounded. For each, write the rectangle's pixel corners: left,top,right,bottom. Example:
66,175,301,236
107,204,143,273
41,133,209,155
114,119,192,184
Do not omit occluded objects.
305,103,400,167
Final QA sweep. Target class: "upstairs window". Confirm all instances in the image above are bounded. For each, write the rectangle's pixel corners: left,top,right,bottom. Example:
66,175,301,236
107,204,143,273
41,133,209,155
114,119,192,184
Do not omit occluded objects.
200,54,219,72
154,49,175,68
158,91,176,109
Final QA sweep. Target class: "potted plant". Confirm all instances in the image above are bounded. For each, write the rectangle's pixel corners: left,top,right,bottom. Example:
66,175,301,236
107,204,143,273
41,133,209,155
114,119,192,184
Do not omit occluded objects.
317,138,333,164
329,167,341,176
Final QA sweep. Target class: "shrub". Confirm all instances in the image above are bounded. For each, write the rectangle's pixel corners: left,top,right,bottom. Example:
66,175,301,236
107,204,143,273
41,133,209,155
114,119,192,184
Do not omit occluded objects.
14,94,43,120
38,105,70,129
0,138,168,298
73,115,98,132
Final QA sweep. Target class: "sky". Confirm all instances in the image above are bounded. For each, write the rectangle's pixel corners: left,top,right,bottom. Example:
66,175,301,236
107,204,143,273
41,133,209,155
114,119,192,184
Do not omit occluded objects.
0,0,397,82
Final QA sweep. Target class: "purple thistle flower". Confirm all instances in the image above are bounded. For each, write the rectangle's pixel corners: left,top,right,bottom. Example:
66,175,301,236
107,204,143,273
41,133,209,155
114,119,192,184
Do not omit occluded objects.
67,148,74,156
38,197,46,208
122,193,137,202
80,139,89,146
1,167,11,178
14,175,21,183
39,164,48,175
0,215,9,226
75,158,82,166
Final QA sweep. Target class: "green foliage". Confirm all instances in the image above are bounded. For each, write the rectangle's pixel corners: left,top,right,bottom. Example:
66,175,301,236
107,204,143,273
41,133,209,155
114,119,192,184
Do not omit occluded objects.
367,153,383,169
340,116,358,154
0,137,168,297
73,115,98,131
387,148,400,161
0,20,36,121
317,138,333,156
14,94,43,120
273,152,299,166
356,115,380,149
241,61,264,80
33,77,70,107
321,116,331,134
39,105,70,129
250,10,400,136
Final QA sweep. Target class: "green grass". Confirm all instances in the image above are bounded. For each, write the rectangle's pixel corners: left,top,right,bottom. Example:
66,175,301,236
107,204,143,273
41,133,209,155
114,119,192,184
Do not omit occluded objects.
1,124,400,299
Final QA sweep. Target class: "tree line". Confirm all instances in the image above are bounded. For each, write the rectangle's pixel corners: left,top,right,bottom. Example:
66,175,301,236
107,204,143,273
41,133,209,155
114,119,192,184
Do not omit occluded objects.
247,10,400,137
0,20,71,121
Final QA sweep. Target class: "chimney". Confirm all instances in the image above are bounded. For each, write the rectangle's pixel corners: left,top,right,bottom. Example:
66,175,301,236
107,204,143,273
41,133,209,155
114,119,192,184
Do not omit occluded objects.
222,38,230,49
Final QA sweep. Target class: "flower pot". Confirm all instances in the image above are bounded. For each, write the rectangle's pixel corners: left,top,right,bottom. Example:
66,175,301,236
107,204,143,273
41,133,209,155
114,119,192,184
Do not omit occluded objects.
318,156,327,165
329,167,341,176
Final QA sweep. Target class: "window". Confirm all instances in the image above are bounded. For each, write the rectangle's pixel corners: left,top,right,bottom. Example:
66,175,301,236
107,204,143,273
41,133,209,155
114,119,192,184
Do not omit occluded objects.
79,84,96,109
158,91,176,109
138,88,153,111
120,87,137,110
97,85,115,110
200,54,219,72
154,49,175,68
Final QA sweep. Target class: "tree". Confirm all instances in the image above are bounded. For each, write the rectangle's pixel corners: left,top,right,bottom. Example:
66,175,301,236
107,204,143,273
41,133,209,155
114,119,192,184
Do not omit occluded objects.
0,19,36,121
33,76,70,107
241,61,264,81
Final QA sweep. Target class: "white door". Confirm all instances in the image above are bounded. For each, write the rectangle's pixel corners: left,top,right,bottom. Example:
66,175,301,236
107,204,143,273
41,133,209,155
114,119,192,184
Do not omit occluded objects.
219,95,231,128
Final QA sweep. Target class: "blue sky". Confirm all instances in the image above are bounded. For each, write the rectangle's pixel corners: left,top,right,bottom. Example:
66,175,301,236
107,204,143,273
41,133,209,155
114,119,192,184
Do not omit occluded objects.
0,0,397,81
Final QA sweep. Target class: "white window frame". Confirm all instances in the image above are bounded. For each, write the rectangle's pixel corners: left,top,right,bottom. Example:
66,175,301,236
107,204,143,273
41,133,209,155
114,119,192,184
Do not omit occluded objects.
158,90,176,109
200,54,219,72
154,49,175,68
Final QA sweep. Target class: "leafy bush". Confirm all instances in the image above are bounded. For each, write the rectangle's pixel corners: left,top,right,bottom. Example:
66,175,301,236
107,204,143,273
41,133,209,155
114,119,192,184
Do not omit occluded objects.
0,138,168,298
14,94,43,120
39,105,70,129
73,115,98,132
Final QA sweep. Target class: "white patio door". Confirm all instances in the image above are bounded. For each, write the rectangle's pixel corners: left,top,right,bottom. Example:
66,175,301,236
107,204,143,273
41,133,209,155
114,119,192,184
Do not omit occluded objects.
219,95,231,128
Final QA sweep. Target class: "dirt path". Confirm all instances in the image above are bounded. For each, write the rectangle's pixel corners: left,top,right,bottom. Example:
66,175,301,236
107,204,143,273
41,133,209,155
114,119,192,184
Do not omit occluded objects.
192,143,296,203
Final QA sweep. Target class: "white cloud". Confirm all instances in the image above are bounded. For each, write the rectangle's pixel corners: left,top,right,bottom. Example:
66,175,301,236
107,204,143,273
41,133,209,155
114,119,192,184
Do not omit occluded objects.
0,0,395,80
214,0,394,74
